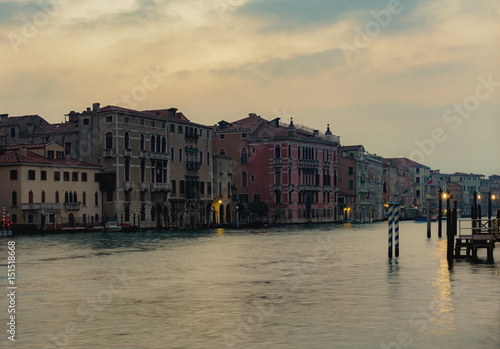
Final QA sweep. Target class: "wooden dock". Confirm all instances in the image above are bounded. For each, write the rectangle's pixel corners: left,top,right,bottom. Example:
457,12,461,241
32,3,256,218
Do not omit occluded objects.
455,218,498,261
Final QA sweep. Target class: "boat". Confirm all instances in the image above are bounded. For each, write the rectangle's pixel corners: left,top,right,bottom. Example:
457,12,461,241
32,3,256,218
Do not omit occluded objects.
105,219,122,232
414,216,438,222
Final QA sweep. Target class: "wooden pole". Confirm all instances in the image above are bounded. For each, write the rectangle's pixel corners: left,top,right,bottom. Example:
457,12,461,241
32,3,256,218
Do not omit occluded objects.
427,197,431,238
446,198,454,264
438,188,443,238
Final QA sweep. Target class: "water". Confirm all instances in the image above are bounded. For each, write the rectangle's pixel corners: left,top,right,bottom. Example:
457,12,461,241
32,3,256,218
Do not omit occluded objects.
1,222,499,349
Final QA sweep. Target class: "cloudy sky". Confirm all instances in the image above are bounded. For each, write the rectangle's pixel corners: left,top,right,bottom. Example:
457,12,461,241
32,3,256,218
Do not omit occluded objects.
1,0,499,175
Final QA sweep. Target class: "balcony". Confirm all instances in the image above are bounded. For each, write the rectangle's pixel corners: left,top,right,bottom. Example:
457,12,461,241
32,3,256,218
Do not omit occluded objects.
185,132,200,141
298,184,322,192
123,149,132,157
273,185,282,191
103,149,113,157
323,185,333,192
273,158,282,165
64,202,81,211
140,150,148,158
150,183,170,192
123,181,134,190
298,159,319,167
151,152,169,160
21,203,61,211
322,161,331,168
140,182,149,191
186,161,201,171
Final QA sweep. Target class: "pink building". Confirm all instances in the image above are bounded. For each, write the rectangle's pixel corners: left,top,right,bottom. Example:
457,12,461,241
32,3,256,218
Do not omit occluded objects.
213,114,340,223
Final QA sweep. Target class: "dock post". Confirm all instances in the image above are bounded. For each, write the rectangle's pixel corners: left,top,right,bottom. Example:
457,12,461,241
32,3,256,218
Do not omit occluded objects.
447,201,454,264
388,201,394,258
395,202,400,257
453,200,458,236
438,188,443,238
427,195,432,238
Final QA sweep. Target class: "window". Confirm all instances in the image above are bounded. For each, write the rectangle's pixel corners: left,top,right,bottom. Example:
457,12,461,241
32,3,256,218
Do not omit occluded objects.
242,171,248,188
180,180,185,195
47,150,54,159
151,135,155,152
349,180,354,189
207,152,210,165
162,137,166,153
348,167,354,175
207,182,212,196
28,170,35,180
41,191,45,203
179,149,182,162
275,169,281,185
220,149,226,156
170,124,175,132
219,181,222,197
171,180,176,195
151,120,156,127
55,191,59,203
125,158,130,181
140,134,145,151
140,160,145,182
124,116,129,124
220,134,226,140
107,191,113,202
252,147,256,154
275,191,282,204
27,214,34,224
251,175,255,183
56,151,64,159
140,118,145,126
241,148,247,164
228,182,231,197
95,192,99,206
170,147,175,162
200,151,203,165
178,125,183,134
105,132,113,149
28,190,33,203
81,172,87,182
105,115,112,123
41,170,47,180
72,172,78,181
206,130,210,138
124,132,130,150
11,191,17,206
10,128,15,138
83,192,86,206
200,182,205,195
253,194,260,202
416,177,420,183
416,190,420,197
54,171,60,181
65,142,71,155
275,145,281,158
10,170,17,180
242,133,248,139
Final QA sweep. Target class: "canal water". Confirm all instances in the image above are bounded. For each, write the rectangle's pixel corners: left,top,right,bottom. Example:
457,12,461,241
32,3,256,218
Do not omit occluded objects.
1,221,499,349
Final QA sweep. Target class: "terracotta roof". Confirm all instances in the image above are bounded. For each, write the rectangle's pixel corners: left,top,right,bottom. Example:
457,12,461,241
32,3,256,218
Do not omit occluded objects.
384,157,429,169
97,105,191,122
0,150,99,168
5,142,57,150
450,172,484,177
216,114,262,131
0,115,41,125
341,145,365,152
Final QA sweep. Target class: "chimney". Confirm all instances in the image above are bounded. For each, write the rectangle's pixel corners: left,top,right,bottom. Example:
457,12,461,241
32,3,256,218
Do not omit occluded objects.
86,107,91,113
168,108,178,119
20,146,27,157
313,130,319,136
68,111,78,122
0,114,8,122
92,103,100,112
288,117,296,136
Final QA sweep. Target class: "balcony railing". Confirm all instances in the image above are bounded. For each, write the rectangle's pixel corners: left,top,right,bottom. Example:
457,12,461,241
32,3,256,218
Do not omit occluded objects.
273,158,282,165
298,159,319,167
273,185,282,191
123,181,134,190
298,184,322,192
103,149,113,157
64,202,81,211
151,152,169,160
21,203,61,211
186,161,201,171
140,182,149,191
322,161,331,168
323,185,333,192
123,149,132,157
150,183,170,192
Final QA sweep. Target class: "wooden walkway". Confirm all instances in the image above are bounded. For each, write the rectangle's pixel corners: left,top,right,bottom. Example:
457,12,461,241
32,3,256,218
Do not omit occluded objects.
455,219,498,261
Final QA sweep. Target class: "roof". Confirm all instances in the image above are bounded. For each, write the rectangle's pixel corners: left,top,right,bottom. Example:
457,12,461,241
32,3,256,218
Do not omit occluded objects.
94,105,191,122
32,122,79,135
0,115,42,125
5,142,57,151
384,157,430,169
0,150,99,168
216,114,262,131
341,145,365,152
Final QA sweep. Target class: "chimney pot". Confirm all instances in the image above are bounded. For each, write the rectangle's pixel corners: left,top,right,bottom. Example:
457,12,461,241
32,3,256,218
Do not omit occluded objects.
92,103,100,112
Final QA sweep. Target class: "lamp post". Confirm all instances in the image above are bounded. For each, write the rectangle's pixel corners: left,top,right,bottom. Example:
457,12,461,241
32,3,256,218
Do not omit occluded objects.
438,188,443,238
426,194,432,238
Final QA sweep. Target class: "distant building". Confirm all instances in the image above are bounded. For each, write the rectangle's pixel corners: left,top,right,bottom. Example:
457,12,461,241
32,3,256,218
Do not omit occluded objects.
382,161,399,205
0,145,101,229
212,155,233,225
339,146,383,222
448,172,485,211
0,114,48,148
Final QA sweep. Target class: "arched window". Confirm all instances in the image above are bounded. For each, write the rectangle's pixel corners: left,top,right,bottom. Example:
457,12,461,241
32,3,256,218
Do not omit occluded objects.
241,148,247,164
69,191,73,203
55,191,59,203
105,132,113,150
242,171,248,188
28,190,33,203
156,136,161,153
150,135,155,152
41,190,45,203
219,149,226,156
162,137,166,153
275,145,281,159
83,192,87,206
12,191,17,206
124,132,130,150
140,134,145,151
65,191,69,203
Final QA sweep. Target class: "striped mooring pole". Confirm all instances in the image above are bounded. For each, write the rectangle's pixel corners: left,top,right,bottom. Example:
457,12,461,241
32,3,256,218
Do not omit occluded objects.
388,201,394,258
2,206,5,231
394,202,400,257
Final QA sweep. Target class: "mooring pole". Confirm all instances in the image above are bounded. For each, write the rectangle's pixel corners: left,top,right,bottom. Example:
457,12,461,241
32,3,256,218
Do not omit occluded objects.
438,188,443,238
394,202,400,257
388,201,394,258
446,196,453,264
427,195,432,238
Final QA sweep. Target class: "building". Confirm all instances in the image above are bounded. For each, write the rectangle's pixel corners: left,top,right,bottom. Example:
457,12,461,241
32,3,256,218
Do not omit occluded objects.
213,114,340,224
212,155,233,225
448,172,485,211
0,145,101,230
339,146,384,222
0,114,49,148
383,161,399,206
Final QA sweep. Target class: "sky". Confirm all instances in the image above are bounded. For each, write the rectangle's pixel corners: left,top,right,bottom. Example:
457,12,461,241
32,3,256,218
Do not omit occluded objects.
1,0,499,175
